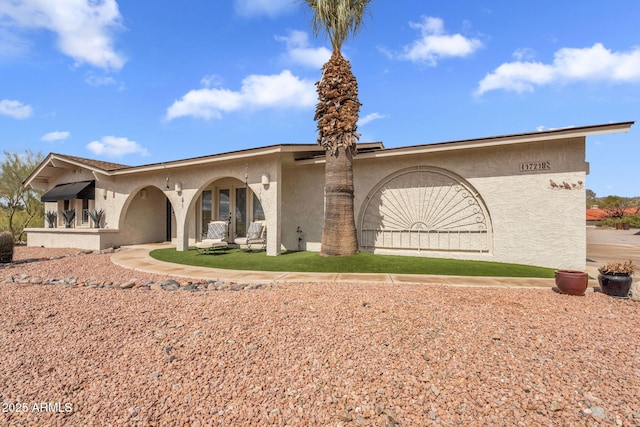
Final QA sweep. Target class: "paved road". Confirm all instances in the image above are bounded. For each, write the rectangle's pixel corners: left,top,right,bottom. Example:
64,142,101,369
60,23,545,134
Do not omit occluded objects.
586,227,640,277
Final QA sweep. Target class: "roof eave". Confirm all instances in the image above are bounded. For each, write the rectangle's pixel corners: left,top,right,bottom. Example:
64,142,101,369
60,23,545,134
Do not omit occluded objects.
358,121,634,160
23,153,113,188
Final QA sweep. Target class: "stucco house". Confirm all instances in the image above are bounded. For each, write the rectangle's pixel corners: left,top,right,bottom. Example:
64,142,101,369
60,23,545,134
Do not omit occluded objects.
23,121,633,270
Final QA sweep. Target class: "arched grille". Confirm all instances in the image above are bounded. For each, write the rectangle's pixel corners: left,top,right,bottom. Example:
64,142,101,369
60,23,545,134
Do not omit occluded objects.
360,167,491,253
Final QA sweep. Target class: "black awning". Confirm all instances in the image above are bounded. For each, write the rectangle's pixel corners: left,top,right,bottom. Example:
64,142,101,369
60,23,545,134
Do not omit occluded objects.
41,180,95,202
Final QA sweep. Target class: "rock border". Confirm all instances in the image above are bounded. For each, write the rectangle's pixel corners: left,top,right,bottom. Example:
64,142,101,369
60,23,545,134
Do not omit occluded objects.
2,247,270,292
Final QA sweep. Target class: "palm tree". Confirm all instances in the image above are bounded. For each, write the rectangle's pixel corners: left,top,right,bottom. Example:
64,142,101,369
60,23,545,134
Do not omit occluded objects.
301,0,372,256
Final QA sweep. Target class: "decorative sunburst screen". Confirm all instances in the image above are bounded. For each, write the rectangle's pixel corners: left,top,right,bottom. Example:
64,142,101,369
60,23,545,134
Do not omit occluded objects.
360,167,491,253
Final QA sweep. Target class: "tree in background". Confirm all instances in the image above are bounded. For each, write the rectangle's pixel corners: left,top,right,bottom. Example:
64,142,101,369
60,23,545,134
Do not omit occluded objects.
586,189,597,208
301,0,372,256
0,150,44,241
599,195,630,219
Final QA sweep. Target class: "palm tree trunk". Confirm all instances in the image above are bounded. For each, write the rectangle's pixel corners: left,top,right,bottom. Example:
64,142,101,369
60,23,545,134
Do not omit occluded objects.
321,146,358,256
315,51,360,256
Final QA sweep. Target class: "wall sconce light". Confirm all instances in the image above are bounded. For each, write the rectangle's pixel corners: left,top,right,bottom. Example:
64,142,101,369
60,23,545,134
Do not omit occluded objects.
140,189,148,199
261,174,270,187
98,188,107,200
175,182,182,194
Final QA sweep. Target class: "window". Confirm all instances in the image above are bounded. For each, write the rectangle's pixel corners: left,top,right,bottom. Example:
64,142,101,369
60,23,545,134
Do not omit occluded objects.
82,199,89,224
218,189,230,220
252,193,265,221
201,190,212,233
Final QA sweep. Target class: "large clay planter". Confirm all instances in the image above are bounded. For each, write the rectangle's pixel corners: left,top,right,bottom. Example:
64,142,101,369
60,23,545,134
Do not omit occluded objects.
555,270,588,296
598,274,633,298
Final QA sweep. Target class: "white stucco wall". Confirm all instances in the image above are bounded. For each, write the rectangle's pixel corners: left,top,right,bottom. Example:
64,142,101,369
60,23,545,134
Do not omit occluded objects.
28,153,283,254
281,162,324,252
27,136,589,269
347,138,588,269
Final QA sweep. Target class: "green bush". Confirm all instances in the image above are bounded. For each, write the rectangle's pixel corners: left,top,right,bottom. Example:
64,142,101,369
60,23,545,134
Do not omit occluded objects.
597,214,640,228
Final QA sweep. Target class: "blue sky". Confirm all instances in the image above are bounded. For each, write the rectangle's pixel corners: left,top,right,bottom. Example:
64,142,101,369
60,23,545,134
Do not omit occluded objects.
1,0,639,196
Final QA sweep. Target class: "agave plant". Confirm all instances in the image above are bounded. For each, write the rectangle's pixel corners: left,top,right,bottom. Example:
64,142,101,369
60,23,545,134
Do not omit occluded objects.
60,209,76,228
87,209,105,228
45,210,57,228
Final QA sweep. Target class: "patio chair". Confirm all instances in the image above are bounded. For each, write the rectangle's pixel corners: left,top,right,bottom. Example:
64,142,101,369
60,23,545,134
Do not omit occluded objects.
195,220,229,254
245,220,266,250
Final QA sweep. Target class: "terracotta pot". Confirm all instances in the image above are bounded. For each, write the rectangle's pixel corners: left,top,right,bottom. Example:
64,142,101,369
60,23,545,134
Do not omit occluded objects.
598,273,633,298
615,223,623,230
622,223,630,230
555,270,588,296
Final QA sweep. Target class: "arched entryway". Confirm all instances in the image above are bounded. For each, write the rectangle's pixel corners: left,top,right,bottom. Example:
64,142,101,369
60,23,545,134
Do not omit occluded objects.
359,166,492,253
192,177,266,243
119,186,175,245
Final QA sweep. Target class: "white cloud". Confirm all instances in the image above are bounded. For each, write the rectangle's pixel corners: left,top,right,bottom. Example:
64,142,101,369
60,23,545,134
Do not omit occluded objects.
86,136,149,157
512,48,536,61
276,30,331,68
476,43,640,95
397,16,482,65
166,70,316,121
536,125,574,132
84,72,124,90
0,99,33,119
0,0,126,70
358,112,385,127
41,131,70,142
234,0,294,17
200,74,224,88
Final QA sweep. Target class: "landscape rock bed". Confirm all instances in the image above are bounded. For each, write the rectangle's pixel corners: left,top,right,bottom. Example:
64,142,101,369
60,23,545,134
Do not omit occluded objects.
1,246,639,426
3,246,266,292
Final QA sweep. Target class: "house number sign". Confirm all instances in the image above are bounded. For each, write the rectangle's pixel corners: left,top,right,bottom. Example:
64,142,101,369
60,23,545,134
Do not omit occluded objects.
519,160,551,172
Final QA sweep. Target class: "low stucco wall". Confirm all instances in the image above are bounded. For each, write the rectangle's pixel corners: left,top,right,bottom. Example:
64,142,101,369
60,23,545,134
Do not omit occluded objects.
25,228,120,250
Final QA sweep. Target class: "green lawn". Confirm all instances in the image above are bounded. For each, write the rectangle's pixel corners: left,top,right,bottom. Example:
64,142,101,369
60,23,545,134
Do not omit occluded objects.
149,248,556,278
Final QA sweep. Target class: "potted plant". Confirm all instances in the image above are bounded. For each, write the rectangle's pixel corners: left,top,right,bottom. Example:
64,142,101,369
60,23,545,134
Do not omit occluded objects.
45,210,57,228
87,209,105,228
555,269,589,296
598,260,636,298
60,209,76,228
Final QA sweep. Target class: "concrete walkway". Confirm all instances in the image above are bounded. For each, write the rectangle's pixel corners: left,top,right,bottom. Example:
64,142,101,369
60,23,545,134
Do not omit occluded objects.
111,243,563,288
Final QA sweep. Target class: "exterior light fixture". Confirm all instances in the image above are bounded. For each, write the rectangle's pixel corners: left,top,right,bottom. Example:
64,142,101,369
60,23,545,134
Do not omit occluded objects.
261,174,270,187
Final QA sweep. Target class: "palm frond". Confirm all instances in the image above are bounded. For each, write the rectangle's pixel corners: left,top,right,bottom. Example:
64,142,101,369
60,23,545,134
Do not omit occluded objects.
301,0,372,51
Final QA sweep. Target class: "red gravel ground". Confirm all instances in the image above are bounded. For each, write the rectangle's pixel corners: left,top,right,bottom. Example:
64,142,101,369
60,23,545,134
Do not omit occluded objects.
1,247,639,426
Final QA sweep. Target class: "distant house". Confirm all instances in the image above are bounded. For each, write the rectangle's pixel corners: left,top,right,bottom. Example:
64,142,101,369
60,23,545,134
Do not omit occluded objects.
586,208,609,225
23,121,634,270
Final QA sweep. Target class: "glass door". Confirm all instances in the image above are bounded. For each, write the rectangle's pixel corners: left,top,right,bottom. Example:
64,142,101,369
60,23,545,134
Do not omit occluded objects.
218,189,230,221
235,188,247,237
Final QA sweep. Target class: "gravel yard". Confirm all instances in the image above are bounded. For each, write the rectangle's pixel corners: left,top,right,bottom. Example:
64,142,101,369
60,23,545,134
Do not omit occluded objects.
1,246,639,426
